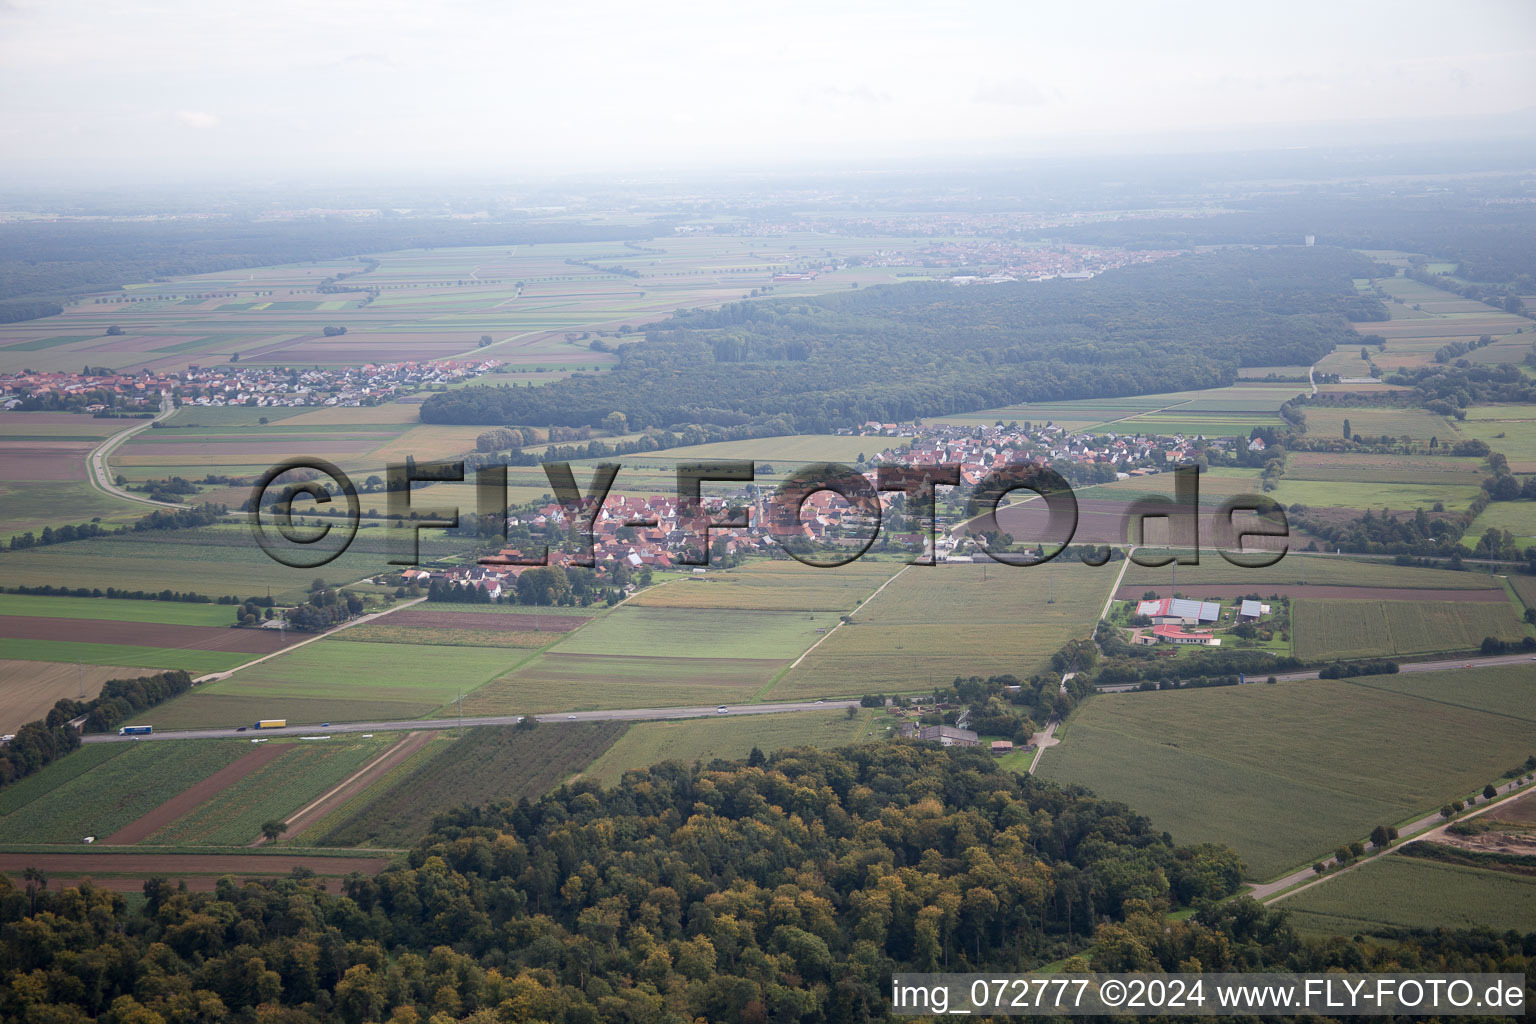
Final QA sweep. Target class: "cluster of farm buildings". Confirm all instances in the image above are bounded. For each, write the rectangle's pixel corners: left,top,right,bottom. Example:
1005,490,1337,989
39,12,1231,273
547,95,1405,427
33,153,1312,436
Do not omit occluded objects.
0,359,499,411
1127,596,1271,647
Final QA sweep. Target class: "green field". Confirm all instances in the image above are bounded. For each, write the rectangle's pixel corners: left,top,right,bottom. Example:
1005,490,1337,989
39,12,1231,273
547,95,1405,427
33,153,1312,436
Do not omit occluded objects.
0,527,449,603
1303,406,1453,442
550,606,826,660
0,594,243,626
1460,501,1536,550
0,744,129,817
0,638,246,674
460,652,778,715
0,741,249,844
177,639,533,718
1455,405,1536,468
629,558,900,612
933,384,1304,431
1037,665,1536,879
319,723,627,847
1265,478,1484,512
148,736,391,846
1285,452,1489,486
769,559,1115,699
1293,598,1528,660
1119,553,1503,591
580,708,878,787
1278,855,1536,937
613,433,908,464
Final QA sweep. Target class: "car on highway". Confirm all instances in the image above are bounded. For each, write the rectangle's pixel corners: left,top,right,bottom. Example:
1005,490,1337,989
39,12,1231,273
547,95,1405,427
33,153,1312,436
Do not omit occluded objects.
567,715,576,720
717,706,728,714
321,723,331,727
236,726,246,732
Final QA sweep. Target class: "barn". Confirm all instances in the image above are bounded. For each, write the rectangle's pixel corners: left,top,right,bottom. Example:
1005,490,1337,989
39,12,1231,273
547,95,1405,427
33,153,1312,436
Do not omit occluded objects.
1135,597,1220,625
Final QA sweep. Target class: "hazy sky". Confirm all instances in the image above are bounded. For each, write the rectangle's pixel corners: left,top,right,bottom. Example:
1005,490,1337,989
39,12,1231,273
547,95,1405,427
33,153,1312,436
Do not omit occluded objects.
2,0,1534,184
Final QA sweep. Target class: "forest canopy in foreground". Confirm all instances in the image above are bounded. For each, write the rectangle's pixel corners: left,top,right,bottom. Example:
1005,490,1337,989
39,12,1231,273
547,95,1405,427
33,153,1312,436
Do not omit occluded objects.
3,744,1531,1024
422,247,1383,432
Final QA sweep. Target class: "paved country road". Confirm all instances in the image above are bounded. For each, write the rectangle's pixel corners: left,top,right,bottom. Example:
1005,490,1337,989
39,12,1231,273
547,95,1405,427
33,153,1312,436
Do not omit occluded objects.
1252,773,1532,903
81,698,863,744
85,395,189,509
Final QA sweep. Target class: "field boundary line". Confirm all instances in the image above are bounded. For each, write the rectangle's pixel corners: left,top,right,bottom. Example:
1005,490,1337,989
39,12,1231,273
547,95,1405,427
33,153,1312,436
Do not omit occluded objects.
193,595,429,684
768,562,912,689
258,731,431,845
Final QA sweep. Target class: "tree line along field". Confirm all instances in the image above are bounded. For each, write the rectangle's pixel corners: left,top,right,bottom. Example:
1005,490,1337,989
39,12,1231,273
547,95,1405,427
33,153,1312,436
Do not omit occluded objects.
768,559,1115,701
0,660,182,736
1291,597,1529,660
1460,501,1536,551
578,708,879,788
1277,855,1536,937
1036,664,1536,880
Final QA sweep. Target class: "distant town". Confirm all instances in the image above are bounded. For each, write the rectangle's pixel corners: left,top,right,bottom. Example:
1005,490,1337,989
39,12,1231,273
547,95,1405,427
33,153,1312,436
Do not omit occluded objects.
0,359,502,411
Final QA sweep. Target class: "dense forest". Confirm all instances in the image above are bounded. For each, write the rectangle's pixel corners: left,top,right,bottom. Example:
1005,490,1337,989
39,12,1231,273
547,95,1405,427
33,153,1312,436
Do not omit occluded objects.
422,247,1381,432
0,219,668,308
2,745,1531,1023
1045,197,1536,285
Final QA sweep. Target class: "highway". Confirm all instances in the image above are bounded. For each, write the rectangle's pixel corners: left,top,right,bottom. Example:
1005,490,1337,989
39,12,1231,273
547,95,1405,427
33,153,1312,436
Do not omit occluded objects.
81,698,864,743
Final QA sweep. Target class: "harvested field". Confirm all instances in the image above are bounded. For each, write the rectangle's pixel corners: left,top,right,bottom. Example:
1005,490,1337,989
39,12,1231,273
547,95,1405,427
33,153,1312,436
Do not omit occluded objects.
0,443,94,480
0,660,171,734
1114,584,1508,603
1486,788,1536,825
386,610,589,632
103,742,290,845
0,616,294,654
